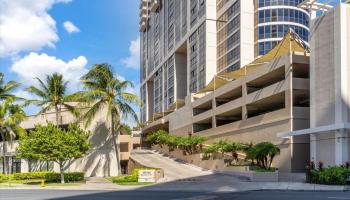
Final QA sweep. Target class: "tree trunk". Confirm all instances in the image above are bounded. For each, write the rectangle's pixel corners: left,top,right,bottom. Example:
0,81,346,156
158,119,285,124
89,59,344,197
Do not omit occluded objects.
1,132,7,174
111,114,121,175
55,105,60,127
59,162,65,184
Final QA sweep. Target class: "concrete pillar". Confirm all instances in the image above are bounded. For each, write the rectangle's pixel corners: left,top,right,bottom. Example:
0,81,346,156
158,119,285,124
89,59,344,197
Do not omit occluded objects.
212,116,216,128
335,129,348,165
242,82,248,120
310,134,317,163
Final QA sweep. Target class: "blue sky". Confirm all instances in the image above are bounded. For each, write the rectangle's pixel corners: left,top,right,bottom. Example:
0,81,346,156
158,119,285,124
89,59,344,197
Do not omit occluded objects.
0,0,140,121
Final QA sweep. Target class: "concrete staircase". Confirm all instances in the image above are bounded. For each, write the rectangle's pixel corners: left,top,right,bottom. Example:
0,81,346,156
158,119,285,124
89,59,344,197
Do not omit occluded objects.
130,149,212,182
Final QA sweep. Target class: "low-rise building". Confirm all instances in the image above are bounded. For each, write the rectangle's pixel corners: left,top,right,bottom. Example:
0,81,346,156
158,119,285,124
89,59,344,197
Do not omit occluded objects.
0,106,141,177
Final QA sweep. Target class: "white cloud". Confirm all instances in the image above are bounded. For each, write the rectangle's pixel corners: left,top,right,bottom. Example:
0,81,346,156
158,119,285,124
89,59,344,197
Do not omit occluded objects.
63,21,80,34
10,52,88,91
120,37,140,69
0,0,72,57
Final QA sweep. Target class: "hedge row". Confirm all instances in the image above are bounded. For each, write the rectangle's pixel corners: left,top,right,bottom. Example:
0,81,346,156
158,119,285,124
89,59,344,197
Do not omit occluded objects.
0,172,85,183
147,130,206,155
306,164,350,185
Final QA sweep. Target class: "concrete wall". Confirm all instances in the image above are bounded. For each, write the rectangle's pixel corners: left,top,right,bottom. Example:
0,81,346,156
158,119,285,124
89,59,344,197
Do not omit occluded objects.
310,4,350,167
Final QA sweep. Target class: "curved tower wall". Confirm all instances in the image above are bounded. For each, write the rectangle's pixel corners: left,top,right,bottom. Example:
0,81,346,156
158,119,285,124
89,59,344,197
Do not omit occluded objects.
255,0,310,56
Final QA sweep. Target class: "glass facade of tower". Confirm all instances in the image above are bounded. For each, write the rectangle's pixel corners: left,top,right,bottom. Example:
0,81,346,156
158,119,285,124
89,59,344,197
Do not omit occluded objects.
255,0,310,56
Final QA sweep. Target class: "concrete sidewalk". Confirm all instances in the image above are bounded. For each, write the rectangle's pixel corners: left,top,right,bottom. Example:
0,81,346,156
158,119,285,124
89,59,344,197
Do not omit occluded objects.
0,175,348,192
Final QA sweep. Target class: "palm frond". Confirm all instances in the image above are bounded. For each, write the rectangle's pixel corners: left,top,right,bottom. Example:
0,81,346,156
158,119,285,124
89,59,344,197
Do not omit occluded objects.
25,86,48,99
120,92,141,106
3,81,21,93
79,100,104,128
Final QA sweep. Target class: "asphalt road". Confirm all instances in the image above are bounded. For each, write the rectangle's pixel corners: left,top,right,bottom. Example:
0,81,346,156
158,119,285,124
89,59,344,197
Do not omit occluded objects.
1,190,350,200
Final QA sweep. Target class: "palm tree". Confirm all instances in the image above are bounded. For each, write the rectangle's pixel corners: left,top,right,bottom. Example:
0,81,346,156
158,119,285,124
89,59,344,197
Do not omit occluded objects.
0,98,26,174
26,73,78,126
0,73,21,100
79,64,139,175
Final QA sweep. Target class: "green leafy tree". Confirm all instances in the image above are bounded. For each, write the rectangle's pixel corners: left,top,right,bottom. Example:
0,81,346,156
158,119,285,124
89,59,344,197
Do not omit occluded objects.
25,73,79,126
0,98,26,174
79,64,140,175
17,123,91,183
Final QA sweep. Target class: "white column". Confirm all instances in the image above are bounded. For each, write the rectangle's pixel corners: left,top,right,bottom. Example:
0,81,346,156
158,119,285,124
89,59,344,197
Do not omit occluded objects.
310,134,317,163
335,129,348,165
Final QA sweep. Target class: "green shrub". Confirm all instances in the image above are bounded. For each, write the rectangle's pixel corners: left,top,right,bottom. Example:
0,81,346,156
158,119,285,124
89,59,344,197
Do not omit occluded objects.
147,130,206,155
12,172,48,180
306,166,350,185
0,173,11,181
110,168,160,184
0,172,84,183
44,172,84,183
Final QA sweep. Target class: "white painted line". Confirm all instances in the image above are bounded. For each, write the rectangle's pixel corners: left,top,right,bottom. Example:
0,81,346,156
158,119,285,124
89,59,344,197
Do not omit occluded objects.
171,196,217,200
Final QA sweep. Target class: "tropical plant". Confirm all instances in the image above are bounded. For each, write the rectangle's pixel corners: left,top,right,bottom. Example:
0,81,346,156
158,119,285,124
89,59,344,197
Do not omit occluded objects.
0,73,21,100
147,130,206,155
306,164,350,185
177,136,206,155
25,73,79,126
146,130,169,147
0,98,26,174
79,64,140,175
202,140,246,165
17,123,91,183
203,144,219,160
119,124,132,135
221,142,245,165
246,142,280,170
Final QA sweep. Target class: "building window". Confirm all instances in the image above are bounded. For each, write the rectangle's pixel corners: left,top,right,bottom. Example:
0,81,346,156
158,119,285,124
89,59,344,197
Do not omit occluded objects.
11,157,21,173
120,143,129,153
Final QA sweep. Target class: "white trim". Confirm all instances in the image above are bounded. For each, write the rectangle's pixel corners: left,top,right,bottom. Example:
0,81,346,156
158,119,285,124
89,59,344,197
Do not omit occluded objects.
277,123,350,138
257,38,310,46
258,5,311,16
257,21,310,31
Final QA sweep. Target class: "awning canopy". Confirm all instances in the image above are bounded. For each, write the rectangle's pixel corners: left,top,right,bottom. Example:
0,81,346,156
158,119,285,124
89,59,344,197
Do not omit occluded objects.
195,30,309,94
197,75,231,94
166,99,185,112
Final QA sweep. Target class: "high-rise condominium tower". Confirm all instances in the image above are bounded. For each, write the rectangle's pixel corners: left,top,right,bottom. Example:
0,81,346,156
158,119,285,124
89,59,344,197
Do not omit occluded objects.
139,0,309,124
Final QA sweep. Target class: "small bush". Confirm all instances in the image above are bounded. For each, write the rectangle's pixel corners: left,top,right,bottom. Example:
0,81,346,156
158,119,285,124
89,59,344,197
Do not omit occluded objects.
110,168,159,184
44,172,84,183
0,173,11,181
306,164,350,185
12,172,47,180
